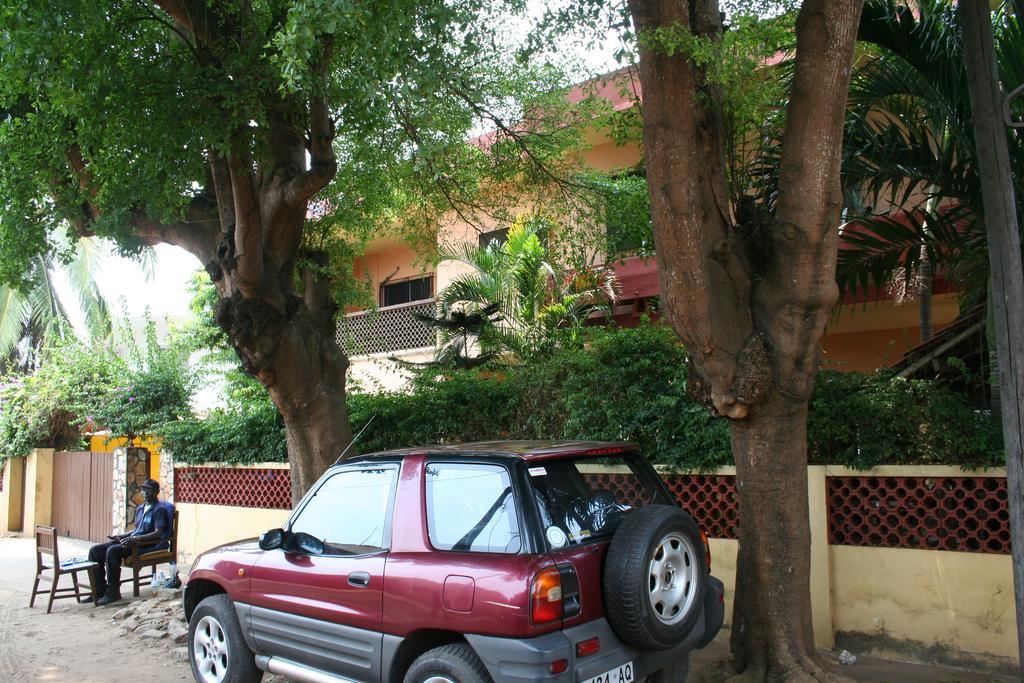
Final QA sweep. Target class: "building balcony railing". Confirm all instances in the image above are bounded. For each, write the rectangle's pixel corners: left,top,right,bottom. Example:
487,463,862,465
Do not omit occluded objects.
336,299,437,357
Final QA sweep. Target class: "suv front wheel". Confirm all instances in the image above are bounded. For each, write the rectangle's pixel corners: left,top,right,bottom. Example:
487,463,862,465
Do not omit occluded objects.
403,643,492,683
188,594,263,683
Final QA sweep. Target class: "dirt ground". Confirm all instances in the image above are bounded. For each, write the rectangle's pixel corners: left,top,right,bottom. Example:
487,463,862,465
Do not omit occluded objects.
0,535,1015,683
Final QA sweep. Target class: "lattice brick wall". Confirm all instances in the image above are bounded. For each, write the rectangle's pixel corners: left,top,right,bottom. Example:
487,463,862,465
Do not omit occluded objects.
337,301,437,356
827,476,1009,554
585,472,738,540
584,472,648,507
664,474,739,540
174,467,291,509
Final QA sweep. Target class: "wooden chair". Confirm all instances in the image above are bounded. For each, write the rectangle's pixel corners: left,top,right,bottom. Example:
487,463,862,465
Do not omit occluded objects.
121,509,178,597
29,526,98,613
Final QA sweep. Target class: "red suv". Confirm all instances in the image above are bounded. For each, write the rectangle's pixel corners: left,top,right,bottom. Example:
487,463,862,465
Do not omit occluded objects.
183,441,724,683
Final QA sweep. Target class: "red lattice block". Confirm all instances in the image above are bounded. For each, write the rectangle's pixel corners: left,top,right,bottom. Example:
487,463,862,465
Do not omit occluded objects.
584,472,649,506
584,472,738,539
174,467,292,509
663,474,739,540
827,476,1009,554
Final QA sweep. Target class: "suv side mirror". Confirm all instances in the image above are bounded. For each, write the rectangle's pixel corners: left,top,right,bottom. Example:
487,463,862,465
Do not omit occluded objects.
290,531,325,556
259,528,286,551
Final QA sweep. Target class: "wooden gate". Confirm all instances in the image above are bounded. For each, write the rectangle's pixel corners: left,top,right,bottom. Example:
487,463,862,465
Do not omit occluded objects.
51,451,114,542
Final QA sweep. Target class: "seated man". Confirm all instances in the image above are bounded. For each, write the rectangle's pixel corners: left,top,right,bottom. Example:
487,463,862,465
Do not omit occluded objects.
85,478,172,606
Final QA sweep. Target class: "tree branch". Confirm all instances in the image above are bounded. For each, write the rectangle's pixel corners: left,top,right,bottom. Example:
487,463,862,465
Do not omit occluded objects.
228,146,264,298
131,194,220,262
151,0,215,45
286,39,337,206
629,0,753,418
756,0,863,399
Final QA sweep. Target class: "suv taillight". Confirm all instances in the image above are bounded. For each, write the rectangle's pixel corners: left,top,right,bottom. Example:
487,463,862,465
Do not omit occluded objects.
530,567,563,624
701,529,711,571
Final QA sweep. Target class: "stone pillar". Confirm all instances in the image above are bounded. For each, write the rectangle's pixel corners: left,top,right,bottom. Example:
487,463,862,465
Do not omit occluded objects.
112,447,128,534
159,450,175,503
124,447,150,529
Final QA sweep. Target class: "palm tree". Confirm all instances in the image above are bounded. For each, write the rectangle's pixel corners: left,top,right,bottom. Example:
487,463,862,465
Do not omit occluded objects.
837,1,1024,313
0,234,112,370
424,214,619,365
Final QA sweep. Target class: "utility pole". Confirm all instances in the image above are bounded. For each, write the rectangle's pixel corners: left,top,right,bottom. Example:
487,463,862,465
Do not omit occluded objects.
959,2,1024,668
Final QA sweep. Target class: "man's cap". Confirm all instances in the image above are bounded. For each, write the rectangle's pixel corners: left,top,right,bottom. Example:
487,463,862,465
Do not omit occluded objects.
140,478,160,492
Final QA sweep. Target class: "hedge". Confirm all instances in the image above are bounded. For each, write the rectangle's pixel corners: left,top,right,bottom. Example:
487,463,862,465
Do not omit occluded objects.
166,323,1004,470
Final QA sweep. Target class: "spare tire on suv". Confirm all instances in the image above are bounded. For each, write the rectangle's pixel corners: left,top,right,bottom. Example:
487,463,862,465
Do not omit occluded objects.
603,505,707,650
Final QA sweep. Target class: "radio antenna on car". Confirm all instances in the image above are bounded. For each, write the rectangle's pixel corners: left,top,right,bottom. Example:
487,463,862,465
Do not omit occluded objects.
333,414,376,466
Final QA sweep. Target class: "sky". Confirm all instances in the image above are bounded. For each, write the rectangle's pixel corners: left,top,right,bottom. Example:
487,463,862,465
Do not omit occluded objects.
55,242,202,336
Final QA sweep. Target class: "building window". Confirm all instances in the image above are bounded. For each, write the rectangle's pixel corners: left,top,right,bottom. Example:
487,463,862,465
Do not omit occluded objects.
478,228,510,249
380,275,433,307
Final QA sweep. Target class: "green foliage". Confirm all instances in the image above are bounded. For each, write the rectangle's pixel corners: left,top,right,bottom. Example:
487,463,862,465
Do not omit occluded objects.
429,214,618,365
0,340,119,461
583,173,654,258
0,234,112,370
808,370,1004,470
836,2,1024,307
160,397,287,465
0,312,195,464
349,371,521,455
84,317,194,442
0,1,586,296
145,321,1004,468
345,323,1003,471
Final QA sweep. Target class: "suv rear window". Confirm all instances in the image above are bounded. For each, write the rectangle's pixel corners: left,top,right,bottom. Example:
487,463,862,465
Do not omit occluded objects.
528,454,665,548
426,462,522,554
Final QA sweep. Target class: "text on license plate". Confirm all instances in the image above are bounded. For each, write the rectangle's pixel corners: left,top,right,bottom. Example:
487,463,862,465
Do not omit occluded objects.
582,661,635,683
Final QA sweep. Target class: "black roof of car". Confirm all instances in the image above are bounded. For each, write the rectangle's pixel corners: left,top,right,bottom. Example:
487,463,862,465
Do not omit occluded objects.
348,440,639,463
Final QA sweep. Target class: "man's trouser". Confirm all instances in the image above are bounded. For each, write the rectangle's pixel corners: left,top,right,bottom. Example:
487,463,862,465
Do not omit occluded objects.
87,541,127,597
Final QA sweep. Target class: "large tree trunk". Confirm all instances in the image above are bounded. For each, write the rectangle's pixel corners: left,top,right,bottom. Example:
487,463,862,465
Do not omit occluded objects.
136,5,349,501
730,392,816,676
959,1,1024,666
215,283,353,502
627,0,862,678
266,309,354,503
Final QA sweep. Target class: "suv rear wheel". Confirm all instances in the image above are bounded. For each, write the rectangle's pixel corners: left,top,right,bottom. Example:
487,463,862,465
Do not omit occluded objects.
604,505,707,650
402,643,492,683
188,594,263,683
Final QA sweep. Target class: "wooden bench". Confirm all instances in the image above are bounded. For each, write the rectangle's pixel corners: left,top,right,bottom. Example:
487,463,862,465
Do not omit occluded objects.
120,509,179,597
29,526,98,613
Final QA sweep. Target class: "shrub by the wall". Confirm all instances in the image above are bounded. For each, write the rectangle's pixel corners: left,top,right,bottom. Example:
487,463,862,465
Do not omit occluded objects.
148,322,1004,471
161,399,288,464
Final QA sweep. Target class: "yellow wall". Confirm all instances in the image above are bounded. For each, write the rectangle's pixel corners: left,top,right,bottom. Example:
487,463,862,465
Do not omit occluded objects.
22,448,54,533
351,241,434,311
176,502,291,565
0,456,25,533
89,433,162,482
831,545,1017,662
821,294,961,371
169,464,1017,665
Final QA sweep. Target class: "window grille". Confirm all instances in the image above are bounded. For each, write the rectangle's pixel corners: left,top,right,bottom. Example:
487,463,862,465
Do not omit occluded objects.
337,300,438,357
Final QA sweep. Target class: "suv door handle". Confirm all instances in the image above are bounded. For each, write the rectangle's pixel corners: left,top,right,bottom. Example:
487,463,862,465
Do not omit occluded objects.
348,572,371,588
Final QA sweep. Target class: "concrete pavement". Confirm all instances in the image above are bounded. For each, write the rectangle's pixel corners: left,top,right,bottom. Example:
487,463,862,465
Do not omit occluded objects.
0,534,1016,682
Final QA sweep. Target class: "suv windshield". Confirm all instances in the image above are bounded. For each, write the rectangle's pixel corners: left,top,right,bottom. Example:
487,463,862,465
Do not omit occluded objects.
528,453,669,548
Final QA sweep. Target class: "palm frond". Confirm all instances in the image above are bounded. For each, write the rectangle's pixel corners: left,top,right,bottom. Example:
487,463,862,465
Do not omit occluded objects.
0,286,31,359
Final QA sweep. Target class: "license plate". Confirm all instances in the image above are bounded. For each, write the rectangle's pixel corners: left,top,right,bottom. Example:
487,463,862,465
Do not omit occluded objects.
582,661,635,683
